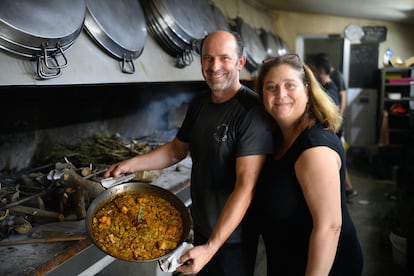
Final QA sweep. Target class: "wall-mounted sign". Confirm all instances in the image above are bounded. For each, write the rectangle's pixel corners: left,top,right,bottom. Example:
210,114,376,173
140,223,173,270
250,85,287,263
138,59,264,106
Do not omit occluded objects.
361,26,387,43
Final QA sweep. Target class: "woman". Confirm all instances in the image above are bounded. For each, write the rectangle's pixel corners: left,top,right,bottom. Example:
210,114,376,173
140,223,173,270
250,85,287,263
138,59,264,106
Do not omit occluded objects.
252,54,363,275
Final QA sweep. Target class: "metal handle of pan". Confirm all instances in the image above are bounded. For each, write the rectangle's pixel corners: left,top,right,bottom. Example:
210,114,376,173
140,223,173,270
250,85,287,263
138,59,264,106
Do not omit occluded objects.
36,42,68,79
36,55,62,79
121,54,135,74
175,48,193,68
42,42,68,69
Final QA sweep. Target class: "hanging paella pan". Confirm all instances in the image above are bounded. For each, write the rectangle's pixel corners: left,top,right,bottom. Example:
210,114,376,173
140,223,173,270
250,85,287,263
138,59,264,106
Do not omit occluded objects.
83,0,147,74
231,17,267,74
260,29,288,58
142,0,214,68
0,0,86,79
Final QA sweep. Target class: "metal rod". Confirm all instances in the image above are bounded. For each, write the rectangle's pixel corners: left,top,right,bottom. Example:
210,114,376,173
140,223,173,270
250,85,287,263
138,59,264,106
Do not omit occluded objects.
77,255,116,276
0,235,86,246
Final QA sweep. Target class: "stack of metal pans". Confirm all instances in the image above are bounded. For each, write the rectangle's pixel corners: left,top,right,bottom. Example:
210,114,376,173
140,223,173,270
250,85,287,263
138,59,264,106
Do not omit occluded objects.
232,17,267,74
260,29,290,58
279,37,290,56
83,0,147,74
141,0,221,68
274,34,290,56
212,4,230,32
0,0,86,79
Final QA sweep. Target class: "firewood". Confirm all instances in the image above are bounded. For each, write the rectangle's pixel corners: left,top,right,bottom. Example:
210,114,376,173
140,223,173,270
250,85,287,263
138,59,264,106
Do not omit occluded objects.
9,206,64,221
59,168,105,219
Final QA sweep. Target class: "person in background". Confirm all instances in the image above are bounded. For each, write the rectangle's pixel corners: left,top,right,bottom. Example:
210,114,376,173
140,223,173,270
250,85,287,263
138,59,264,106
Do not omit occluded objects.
312,53,358,200
252,54,363,275
104,30,274,276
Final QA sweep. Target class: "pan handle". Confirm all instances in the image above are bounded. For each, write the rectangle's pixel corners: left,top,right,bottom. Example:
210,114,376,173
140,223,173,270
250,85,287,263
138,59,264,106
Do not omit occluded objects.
36,42,68,79
121,54,135,74
175,48,193,68
42,42,68,69
36,55,62,79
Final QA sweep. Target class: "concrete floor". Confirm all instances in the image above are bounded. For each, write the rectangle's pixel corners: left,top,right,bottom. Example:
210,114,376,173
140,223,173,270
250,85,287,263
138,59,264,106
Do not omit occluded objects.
254,150,409,276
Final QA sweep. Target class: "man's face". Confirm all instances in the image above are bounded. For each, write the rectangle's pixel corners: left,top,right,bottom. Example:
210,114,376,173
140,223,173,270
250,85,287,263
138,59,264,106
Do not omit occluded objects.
200,32,244,93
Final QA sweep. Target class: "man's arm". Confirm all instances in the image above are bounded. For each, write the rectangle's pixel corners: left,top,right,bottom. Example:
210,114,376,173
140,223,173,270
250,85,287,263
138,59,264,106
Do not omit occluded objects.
176,154,266,274
104,138,189,178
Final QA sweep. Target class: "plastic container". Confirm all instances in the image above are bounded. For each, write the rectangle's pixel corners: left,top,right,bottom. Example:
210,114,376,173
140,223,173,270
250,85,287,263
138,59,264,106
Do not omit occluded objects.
383,48,394,67
388,93,401,100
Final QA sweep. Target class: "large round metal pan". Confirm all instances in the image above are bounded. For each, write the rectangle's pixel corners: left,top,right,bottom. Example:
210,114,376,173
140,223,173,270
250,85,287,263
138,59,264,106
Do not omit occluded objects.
0,0,85,58
199,1,220,35
153,0,207,45
232,17,267,73
0,0,85,79
212,4,230,32
142,0,201,67
141,0,180,57
84,0,147,73
146,0,189,54
278,35,290,55
85,182,192,263
260,29,285,58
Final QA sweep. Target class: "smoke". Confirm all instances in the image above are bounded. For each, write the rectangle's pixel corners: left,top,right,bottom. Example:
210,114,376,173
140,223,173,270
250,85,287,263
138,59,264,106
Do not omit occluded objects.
124,92,195,141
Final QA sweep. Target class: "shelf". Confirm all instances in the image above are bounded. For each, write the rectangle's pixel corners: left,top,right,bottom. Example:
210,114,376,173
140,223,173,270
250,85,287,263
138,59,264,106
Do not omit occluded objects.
380,67,414,146
384,98,414,102
389,128,412,132
385,83,414,87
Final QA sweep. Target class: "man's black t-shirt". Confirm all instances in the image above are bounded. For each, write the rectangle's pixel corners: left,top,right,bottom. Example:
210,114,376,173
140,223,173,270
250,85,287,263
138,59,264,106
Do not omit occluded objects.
176,85,274,243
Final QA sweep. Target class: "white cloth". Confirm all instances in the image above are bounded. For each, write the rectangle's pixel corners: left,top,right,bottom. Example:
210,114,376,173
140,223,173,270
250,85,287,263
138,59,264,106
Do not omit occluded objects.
158,242,193,272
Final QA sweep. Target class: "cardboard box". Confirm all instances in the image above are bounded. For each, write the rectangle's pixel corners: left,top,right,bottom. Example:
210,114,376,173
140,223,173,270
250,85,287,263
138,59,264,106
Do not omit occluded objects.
390,56,414,67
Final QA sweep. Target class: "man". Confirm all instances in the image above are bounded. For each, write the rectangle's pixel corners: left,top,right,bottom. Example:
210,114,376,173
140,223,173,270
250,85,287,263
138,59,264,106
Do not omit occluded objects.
313,53,358,200
314,58,340,105
104,31,274,275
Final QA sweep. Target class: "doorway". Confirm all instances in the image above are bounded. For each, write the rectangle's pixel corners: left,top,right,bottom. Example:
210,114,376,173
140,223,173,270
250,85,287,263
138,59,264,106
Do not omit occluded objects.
296,34,344,73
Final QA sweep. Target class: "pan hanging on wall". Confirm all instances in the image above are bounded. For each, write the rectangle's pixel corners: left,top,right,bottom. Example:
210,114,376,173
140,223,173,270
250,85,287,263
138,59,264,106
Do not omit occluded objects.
0,0,86,79
142,0,221,68
83,0,147,74
212,4,230,32
231,17,268,75
259,29,289,58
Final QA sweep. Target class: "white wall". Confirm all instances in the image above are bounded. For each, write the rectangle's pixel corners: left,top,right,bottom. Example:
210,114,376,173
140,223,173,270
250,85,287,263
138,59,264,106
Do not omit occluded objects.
0,31,205,86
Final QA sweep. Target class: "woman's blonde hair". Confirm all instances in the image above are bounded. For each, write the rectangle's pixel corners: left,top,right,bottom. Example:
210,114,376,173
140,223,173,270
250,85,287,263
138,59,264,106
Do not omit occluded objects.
256,54,342,132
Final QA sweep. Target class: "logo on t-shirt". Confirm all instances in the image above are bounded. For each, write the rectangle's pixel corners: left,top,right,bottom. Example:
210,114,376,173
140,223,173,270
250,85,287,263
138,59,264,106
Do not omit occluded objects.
214,123,228,142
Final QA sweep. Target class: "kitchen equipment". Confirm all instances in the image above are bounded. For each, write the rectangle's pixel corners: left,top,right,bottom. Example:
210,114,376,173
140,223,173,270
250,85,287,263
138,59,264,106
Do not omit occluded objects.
232,17,268,74
85,182,191,263
212,4,230,32
142,0,213,68
260,29,288,58
275,34,290,56
83,0,147,74
0,0,86,79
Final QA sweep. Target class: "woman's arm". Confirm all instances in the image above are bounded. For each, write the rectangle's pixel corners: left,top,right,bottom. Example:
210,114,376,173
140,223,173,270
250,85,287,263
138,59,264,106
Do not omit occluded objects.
295,146,342,276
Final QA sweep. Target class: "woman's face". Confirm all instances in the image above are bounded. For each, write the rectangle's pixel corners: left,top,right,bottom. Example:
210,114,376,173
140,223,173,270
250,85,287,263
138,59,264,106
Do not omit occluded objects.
262,64,309,127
